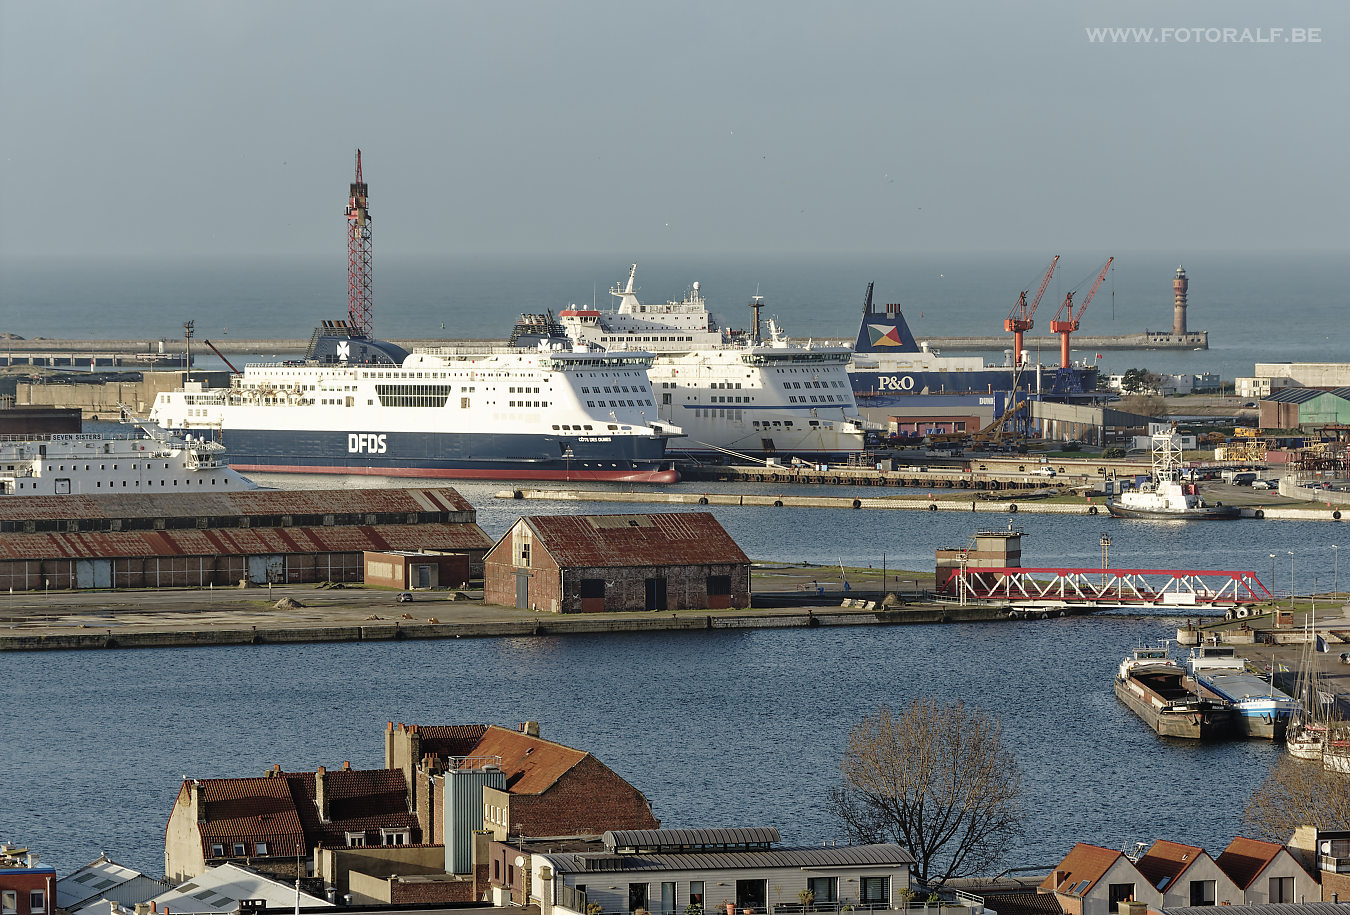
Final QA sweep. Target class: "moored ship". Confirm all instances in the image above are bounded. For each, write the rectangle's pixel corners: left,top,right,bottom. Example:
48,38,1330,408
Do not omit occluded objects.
1107,430,1240,520
151,322,680,482
1115,644,1234,740
0,429,256,496
523,264,867,461
1187,643,1296,739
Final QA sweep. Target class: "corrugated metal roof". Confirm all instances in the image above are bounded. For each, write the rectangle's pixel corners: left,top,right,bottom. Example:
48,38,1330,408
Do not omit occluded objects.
548,843,913,874
1165,906,1344,915
1266,387,1350,406
518,513,749,569
0,523,491,561
604,828,781,850
0,487,475,521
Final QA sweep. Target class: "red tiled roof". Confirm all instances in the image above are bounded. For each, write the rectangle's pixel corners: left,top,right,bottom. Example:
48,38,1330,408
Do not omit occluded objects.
1216,837,1285,889
1136,841,1205,890
458,725,586,795
0,522,491,560
0,487,475,521
406,724,491,760
1040,844,1126,896
514,513,749,569
193,776,305,847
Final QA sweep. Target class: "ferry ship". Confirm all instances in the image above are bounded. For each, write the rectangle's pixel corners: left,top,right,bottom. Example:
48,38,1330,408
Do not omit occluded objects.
520,265,867,461
150,322,680,482
1,429,256,496
848,283,1099,405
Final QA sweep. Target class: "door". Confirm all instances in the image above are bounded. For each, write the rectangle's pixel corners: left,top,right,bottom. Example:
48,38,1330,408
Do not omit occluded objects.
248,556,285,584
735,880,766,913
645,577,667,611
515,571,529,609
417,565,432,589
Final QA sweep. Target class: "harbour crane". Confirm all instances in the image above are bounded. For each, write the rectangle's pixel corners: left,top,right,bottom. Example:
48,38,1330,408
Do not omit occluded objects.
1050,257,1113,368
346,150,373,337
1003,255,1059,367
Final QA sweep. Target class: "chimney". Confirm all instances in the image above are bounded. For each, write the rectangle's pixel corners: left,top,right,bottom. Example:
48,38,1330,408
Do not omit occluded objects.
1119,902,1148,915
342,761,351,770
538,865,554,915
1054,871,1067,888
135,904,151,915
26,853,38,869
520,721,540,737
315,766,330,823
190,781,203,823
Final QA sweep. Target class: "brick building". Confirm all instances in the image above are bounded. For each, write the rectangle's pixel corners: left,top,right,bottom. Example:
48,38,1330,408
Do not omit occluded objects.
483,512,749,613
164,763,423,883
0,846,56,915
385,721,659,849
0,488,491,591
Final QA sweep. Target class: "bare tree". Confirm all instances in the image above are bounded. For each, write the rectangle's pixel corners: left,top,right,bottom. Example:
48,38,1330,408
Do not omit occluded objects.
1244,756,1350,840
830,701,1023,889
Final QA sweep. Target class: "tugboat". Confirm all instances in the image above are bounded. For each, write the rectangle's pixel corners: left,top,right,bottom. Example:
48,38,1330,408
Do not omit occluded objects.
1107,430,1239,520
1115,643,1234,740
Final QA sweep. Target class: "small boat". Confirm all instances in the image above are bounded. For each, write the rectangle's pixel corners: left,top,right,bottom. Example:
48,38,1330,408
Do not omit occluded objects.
1115,644,1234,740
1106,430,1239,520
1287,616,1345,761
1187,642,1297,739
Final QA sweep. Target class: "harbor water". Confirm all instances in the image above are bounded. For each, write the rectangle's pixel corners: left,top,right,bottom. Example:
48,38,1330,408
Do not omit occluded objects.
3,477,1345,878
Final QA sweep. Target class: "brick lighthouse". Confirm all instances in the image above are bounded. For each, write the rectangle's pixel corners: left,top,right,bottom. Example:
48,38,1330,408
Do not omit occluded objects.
1172,265,1189,335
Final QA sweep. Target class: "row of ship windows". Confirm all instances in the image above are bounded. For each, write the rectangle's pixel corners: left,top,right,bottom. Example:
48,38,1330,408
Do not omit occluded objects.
508,401,551,408
587,400,654,408
43,463,173,471
8,477,233,492
600,335,695,342
788,394,846,403
582,385,647,395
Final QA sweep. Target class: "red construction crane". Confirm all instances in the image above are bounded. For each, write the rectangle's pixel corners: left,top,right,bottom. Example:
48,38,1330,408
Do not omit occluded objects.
1003,255,1059,367
347,150,373,337
1050,256,1113,368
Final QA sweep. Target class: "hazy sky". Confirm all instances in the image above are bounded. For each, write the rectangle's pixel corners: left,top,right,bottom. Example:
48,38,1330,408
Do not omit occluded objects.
1,0,1346,259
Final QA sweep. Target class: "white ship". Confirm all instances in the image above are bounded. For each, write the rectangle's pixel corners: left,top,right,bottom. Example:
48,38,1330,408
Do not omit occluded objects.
1106,431,1240,520
0,429,256,496
150,322,680,482
523,264,867,461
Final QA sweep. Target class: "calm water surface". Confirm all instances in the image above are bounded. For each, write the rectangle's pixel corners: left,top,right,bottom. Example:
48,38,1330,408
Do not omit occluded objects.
5,479,1344,877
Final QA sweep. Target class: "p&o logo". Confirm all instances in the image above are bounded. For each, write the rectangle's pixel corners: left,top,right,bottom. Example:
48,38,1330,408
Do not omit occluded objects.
877,375,916,391
348,433,387,454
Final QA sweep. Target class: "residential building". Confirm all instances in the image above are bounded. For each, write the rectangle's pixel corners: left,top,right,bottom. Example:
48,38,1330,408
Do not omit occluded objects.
56,857,166,914
1224,834,1319,903
530,828,917,915
384,721,660,852
1040,843,1162,915
164,762,422,883
0,845,55,915
1135,840,1241,908
483,513,750,613
1236,378,1272,400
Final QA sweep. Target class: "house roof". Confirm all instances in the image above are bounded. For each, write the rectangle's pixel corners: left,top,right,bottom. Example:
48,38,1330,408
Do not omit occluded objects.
1216,837,1286,890
512,512,749,569
542,842,914,875
460,725,587,795
1137,841,1206,891
57,857,147,909
0,487,475,521
399,723,491,762
1265,387,1350,406
151,863,330,913
196,775,305,845
1040,844,1126,897
1166,906,1343,915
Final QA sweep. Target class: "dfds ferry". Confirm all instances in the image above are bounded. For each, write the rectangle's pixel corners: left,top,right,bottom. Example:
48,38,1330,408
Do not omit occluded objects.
151,323,680,482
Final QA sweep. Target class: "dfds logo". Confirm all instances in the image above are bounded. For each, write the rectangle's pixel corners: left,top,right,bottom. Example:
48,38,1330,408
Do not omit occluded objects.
348,433,387,454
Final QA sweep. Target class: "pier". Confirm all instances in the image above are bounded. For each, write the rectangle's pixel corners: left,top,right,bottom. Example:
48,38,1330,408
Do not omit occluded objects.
915,330,1208,351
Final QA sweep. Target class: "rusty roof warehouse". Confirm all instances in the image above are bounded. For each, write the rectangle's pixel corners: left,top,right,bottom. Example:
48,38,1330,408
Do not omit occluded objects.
0,487,492,591
484,512,750,613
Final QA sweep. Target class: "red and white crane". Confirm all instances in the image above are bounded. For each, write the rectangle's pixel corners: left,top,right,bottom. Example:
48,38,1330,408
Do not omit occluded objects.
1003,255,1059,367
1050,256,1113,368
346,150,373,337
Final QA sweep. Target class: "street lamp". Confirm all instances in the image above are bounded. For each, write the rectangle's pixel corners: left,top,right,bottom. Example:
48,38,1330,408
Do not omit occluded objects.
1288,550,1296,610
1270,553,1277,603
1334,545,1340,598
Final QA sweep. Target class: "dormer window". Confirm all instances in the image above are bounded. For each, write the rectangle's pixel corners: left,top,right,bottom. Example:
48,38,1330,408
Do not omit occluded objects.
345,831,366,847
381,829,410,846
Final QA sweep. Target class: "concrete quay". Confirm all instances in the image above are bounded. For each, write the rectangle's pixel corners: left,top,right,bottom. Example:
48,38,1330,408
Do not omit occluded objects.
915,331,1208,351
0,581,1019,652
498,487,1346,521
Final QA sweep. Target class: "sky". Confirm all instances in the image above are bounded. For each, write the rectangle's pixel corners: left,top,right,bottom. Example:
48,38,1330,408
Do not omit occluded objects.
0,0,1347,259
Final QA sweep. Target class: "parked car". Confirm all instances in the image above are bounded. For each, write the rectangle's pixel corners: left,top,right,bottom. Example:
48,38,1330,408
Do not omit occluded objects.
396,592,413,603
1252,480,1274,490
1242,401,1257,407
1032,467,1057,477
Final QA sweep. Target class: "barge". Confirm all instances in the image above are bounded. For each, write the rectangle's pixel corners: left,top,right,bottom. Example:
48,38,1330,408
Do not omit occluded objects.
1115,645,1234,739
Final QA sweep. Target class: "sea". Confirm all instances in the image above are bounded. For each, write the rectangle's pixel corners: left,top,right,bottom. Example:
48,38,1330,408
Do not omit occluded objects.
1,250,1346,379
0,251,1347,878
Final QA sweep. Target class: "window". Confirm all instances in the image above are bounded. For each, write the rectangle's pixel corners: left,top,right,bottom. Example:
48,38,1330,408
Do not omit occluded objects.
1,891,14,915
1108,884,1136,909
860,877,889,906
1270,877,1293,904
1189,881,1215,906
807,877,837,905
629,883,649,913
210,843,225,857
689,882,704,912
254,842,268,855
30,891,45,914
381,829,410,846
345,831,366,847
232,843,246,856
662,882,676,915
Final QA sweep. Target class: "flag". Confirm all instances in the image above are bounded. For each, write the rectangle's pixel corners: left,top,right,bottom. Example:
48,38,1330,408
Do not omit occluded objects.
1279,663,1291,672
1317,634,1329,652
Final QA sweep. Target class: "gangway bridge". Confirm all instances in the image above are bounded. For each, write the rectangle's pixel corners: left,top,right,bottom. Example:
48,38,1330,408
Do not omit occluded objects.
937,566,1272,613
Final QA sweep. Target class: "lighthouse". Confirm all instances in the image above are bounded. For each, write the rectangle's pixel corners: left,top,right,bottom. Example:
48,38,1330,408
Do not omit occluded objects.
1172,265,1188,336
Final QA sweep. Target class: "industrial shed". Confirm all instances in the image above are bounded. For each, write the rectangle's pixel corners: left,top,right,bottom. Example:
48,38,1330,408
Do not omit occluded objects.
483,512,750,613
0,487,492,591
1261,387,1350,430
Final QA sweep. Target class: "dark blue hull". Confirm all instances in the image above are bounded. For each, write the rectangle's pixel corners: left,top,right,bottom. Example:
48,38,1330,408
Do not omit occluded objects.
849,366,1098,399
202,428,679,482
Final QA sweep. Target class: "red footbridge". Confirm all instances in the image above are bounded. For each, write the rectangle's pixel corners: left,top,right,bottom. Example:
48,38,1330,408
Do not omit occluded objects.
936,566,1272,612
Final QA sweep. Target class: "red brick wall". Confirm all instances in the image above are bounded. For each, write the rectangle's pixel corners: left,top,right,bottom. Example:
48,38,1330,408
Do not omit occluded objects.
1321,872,1350,902
0,872,56,915
389,879,475,905
510,755,658,837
